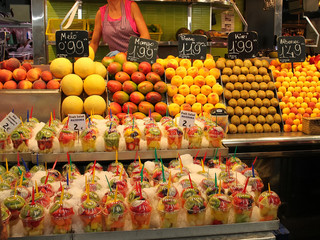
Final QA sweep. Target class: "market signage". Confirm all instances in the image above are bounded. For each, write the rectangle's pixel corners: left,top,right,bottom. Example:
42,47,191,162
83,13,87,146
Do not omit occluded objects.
127,36,158,64
178,34,207,60
0,112,22,134
0,32,5,61
68,114,86,131
179,110,196,128
228,31,258,60
55,30,89,58
277,36,306,63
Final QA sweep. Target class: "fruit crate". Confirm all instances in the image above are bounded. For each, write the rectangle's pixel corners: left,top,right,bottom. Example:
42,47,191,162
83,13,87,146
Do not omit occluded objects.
147,24,163,41
46,19,88,41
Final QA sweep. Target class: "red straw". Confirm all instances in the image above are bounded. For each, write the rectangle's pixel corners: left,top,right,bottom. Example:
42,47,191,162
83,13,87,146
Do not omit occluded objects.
17,152,20,166
93,160,96,172
139,182,143,199
116,165,119,176
251,157,257,169
30,106,33,118
49,115,51,127
66,117,69,129
203,151,207,164
59,182,62,192
178,153,183,167
194,150,200,163
44,172,50,184
188,173,193,189
52,159,57,170
67,152,70,165
134,150,138,163
31,186,35,205
53,109,56,120
243,177,250,193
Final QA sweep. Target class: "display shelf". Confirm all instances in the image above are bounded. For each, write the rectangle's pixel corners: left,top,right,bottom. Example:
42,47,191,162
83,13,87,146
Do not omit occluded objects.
7,220,279,240
0,152,31,162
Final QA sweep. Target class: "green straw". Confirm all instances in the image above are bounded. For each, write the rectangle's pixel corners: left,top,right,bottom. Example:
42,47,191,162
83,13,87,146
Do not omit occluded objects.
160,156,165,183
215,173,217,188
105,175,112,192
132,118,135,131
154,149,158,162
140,164,144,183
213,148,218,160
233,146,237,159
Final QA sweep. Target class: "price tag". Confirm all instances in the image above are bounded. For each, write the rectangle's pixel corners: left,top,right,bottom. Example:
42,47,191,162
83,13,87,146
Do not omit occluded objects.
0,32,6,61
178,34,207,60
228,31,258,60
68,114,86,131
277,36,306,63
0,112,22,134
56,30,89,58
127,36,158,64
178,110,196,128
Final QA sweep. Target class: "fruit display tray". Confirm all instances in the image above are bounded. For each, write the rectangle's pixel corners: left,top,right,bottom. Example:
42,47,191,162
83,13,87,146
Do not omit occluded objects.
7,220,279,240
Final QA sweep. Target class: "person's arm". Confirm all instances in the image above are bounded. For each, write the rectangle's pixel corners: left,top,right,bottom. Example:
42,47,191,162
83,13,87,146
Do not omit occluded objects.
89,10,102,53
131,2,150,39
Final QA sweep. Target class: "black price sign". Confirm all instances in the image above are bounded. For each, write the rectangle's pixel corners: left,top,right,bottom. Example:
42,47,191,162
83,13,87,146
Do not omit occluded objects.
127,36,158,64
178,34,207,60
277,36,306,63
56,30,89,58
228,31,258,60
0,32,5,61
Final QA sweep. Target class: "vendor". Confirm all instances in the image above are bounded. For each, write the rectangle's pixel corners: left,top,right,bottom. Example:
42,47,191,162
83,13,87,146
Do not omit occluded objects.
89,0,150,55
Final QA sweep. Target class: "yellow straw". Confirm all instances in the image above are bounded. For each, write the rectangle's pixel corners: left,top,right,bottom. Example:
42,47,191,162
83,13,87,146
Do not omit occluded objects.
201,159,205,173
138,156,142,169
20,117,24,126
19,172,24,187
85,175,88,193
14,182,17,198
59,186,64,204
218,179,221,195
119,166,124,180
174,118,178,127
179,156,183,173
116,150,118,164
35,181,39,197
0,175,3,182
6,158,8,172
50,112,53,123
268,183,271,193
92,167,95,184
114,185,118,202
86,182,90,202
45,162,47,172
168,172,171,191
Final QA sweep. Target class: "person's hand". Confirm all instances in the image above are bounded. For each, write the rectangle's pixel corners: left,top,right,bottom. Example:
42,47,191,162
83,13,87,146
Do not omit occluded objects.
106,50,120,57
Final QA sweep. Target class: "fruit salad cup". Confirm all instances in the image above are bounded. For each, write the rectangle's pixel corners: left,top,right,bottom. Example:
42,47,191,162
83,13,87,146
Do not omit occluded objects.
11,186,31,201
166,127,183,150
4,195,25,225
241,167,259,178
186,125,203,149
110,178,128,198
2,171,18,187
49,202,74,234
38,183,55,197
172,171,188,183
103,200,127,231
105,115,120,125
127,161,140,177
232,162,248,173
0,129,9,153
81,191,100,203
156,182,178,199
129,199,152,230
58,128,77,152
181,187,201,207
30,164,45,174
10,165,26,177
179,178,198,189
248,177,264,203
107,161,124,173
80,127,99,152
152,168,169,186
205,186,225,201
54,191,73,202
145,127,162,150
10,126,31,152
1,204,11,239
200,178,215,191
160,116,173,125
124,128,141,151
85,162,104,173
106,120,119,131
0,182,11,191
101,191,125,208
232,192,254,223
130,174,150,185
157,196,180,228
208,126,224,148
36,128,55,153
127,189,148,204
19,203,45,236
258,190,281,221
33,192,51,208
104,129,120,152
162,121,175,136
208,194,231,224
184,195,207,226
78,200,103,232
228,183,244,199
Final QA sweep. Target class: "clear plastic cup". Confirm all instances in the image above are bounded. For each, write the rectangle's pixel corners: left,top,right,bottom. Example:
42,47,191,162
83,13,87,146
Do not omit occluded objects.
232,192,254,223
124,128,141,151
167,133,182,150
12,139,30,152
104,130,120,152
4,195,25,225
129,199,152,230
49,202,74,234
157,196,180,228
20,203,45,236
78,200,103,232
145,127,162,150
184,195,207,226
103,200,127,231
208,132,223,148
1,205,11,239
258,191,281,221
37,139,54,153
208,194,231,224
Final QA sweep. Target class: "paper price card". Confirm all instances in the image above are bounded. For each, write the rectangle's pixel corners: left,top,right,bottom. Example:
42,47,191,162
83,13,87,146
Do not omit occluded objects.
68,114,86,131
0,112,22,134
56,30,89,58
178,110,196,128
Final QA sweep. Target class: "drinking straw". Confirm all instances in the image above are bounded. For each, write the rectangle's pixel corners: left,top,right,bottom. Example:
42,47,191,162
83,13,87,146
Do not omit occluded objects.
188,173,193,188
179,156,183,173
233,146,237,159
0,175,3,182
138,156,142,169
59,186,64,204
53,109,56,120
5,158,8,172
21,157,29,172
119,166,124,180
36,153,39,166
127,107,130,115
168,172,172,192
193,150,200,163
140,164,144,183
30,106,33,118
201,159,205,173
12,109,14,113
31,187,35,205
116,165,119,176
17,166,22,176
218,180,221,195
215,173,217,188
203,151,207,166
20,117,24,126
139,182,143,199
109,122,112,132
252,156,257,168
92,165,96,184
243,177,250,193
154,149,158,162
19,172,24,187
27,110,29,122
132,118,135,130
252,164,255,178
160,156,165,183
48,113,52,127
268,183,271,193
66,170,69,186
35,181,39,197
85,176,89,202
166,108,169,117
14,182,17,198
105,175,112,192
134,150,138,163
52,159,57,170
213,148,218,160
17,152,20,166
110,109,112,119
116,150,118,164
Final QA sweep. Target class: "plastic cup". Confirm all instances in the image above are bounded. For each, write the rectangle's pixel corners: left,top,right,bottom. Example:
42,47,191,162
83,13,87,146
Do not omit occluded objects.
4,195,25,225
187,133,202,149
21,216,45,236
1,205,11,239
145,130,161,150
79,211,103,232
258,191,281,221
208,132,223,148
232,193,254,223
184,195,207,226
12,139,29,152
157,196,180,228
104,131,120,152
81,138,96,152
59,130,76,152
129,199,152,230
50,210,73,234
167,133,182,150
208,194,231,225
103,200,127,231
37,139,54,153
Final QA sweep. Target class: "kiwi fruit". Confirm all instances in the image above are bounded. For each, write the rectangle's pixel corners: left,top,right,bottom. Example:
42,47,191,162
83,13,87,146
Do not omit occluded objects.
221,75,230,85
274,114,282,124
240,90,249,99
234,106,244,116
258,67,268,75
243,82,252,91
243,59,253,68
263,75,271,83
222,67,233,76
237,124,247,133
240,115,249,125
249,115,257,125
232,66,241,75
224,90,232,100
249,66,259,75
263,123,272,133
226,60,235,68
226,106,234,116
268,106,277,115
251,106,260,116
243,107,251,116
251,82,259,91
267,81,275,90
257,115,266,125
255,123,264,133
234,82,243,91
254,59,263,68
237,98,247,108
235,59,244,67
225,82,234,91
238,74,247,83
247,74,255,83
231,115,241,126
262,98,271,108
266,90,275,99
228,99,238,108
262,59,270,68
255,75,263,83
228,124,237,134
232,90,240,99
257,90,266,99
266,114,274,125
229,75,239,83
249,90,258,99
259,82,268,91
246,98,255,108
254,98,263,107
271,123,281,132
246,123,255,133
216,61,225,69
260,106,269,116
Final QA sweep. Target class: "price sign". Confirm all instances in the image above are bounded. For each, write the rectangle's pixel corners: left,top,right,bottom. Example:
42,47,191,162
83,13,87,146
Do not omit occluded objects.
68,114,86,131
277,36,306,63
127,36,158,64
228,31,258,60
0,112,22,134
178,34,207,60
56,30,89,58
179,110,196,128
0,32,6,61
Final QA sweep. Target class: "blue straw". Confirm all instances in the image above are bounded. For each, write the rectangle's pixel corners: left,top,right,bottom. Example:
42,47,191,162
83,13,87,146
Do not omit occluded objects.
21,157,29,172
110,109,112,119
36,153,39,166
252,163,255,178
12,109,14,113
27,110,29,122
67,171,69,186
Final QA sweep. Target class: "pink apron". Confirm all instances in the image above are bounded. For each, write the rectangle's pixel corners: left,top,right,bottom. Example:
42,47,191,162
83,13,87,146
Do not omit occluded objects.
102,0,139,52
